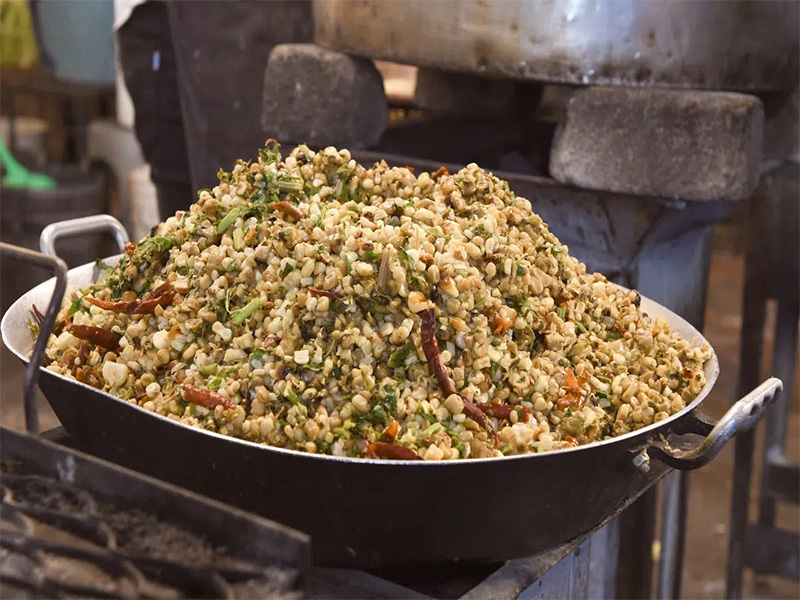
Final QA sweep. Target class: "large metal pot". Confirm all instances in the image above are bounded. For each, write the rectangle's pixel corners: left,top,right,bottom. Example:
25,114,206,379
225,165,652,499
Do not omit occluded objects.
0,217,782,568
314,0,799,91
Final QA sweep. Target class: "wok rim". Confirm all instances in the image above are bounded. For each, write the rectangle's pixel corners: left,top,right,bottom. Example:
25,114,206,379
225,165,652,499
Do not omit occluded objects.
2,255,720,467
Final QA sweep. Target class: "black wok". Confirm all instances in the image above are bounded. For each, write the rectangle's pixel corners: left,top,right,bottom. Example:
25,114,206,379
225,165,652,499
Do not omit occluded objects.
0,217,783,568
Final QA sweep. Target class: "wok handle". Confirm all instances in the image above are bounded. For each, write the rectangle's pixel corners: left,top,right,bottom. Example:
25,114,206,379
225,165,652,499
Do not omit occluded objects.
40,214,130,257
642,378,783,471
0,243,68,435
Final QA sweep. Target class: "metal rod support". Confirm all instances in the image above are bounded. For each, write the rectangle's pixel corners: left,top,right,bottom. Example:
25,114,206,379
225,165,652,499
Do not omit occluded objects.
0,242,68,434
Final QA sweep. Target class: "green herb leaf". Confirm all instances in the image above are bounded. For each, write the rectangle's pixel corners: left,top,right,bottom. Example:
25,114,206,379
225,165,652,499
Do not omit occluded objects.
282,263,295,278
208,376,223,392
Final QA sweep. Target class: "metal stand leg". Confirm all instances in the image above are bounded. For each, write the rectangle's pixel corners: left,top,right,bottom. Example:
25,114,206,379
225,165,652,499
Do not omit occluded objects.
726,192,769,600
727,163,800,597
757,177,799,530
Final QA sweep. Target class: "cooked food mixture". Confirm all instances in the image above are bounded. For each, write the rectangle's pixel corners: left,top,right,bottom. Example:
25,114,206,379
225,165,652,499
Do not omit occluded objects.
40,142,711,460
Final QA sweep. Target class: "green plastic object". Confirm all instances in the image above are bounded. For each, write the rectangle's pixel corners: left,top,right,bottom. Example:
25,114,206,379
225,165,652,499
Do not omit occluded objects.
0,139,57,190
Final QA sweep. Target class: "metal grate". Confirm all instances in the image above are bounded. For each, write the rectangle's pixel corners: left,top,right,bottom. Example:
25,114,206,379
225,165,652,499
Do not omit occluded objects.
0,472,301,599
0,426,310,600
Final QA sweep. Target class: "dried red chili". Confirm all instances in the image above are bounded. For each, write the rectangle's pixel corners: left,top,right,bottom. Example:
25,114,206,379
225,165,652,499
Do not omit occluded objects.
124,242,136,257
557,367,590,410
66,324,121,350
366,441,422,461
31,304,45,325
86,284,175,315
182,386,237,410
476,403,532,423
379,421,399,443
270,201,303,221
308,287,341,299
420,308,498,446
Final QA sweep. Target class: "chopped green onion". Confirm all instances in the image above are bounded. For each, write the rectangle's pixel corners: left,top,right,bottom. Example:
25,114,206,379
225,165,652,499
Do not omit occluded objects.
231,298,263,324
276,174,303,192
420,422,442,438
362,250,381,262
556,306,566,319
333,419,357,438
575,321,588,334
284,384,307,416
217,206,244,233
344,255,352,275
232,228,245,251
208,376,223,391
199,364,217,376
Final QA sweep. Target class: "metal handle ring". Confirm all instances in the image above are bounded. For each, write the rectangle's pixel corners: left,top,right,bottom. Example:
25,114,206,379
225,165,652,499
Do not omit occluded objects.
642,377,783,471
40,214,130,258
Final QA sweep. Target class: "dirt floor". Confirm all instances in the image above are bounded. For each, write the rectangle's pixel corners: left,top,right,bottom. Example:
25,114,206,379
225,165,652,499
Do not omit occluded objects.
1,233,797,599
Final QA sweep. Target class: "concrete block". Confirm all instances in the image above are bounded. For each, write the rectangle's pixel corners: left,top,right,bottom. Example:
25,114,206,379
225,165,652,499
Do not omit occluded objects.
262,44,387,149
550,87,764,201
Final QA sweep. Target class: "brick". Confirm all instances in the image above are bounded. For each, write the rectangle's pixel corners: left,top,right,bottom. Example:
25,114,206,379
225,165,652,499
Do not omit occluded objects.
262,44,387,149
549,87,764,201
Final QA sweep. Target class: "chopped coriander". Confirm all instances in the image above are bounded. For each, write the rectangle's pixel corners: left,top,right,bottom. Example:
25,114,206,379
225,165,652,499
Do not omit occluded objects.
68,291,89,317
282,263,295,278
388,342,414,368
284,384,308,417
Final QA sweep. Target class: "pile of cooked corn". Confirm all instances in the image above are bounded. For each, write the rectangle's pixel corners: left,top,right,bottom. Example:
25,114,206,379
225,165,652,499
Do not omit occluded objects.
43,142,711,460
